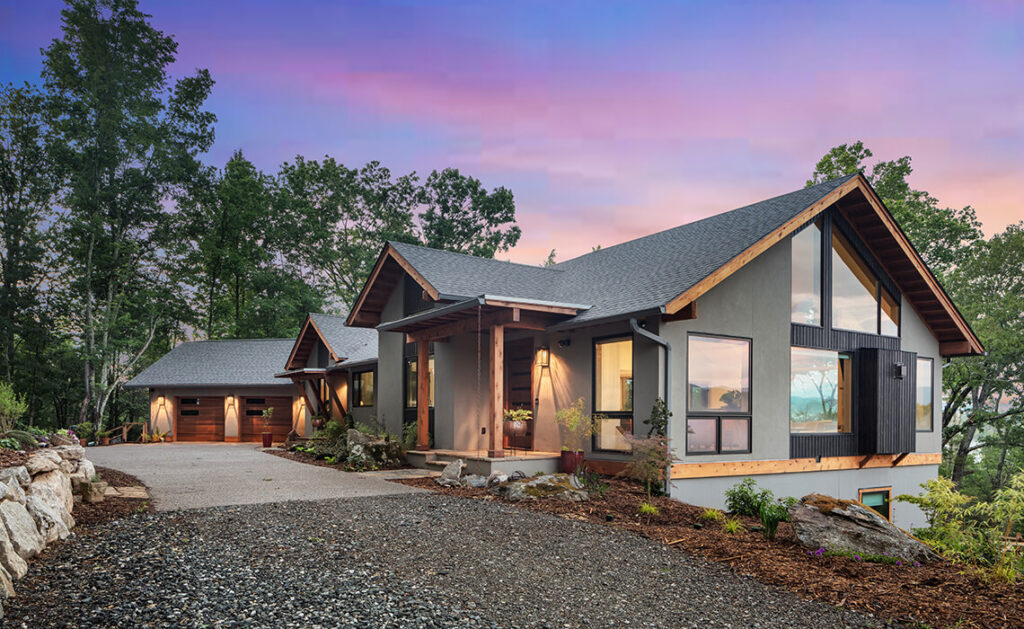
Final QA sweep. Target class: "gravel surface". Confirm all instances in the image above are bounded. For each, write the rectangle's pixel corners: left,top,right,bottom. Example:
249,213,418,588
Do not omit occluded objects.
8,493,883,628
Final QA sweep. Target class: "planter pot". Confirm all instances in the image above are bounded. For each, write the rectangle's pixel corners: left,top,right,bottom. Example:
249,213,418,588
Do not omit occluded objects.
79,438,87,447
261,432,274,448
100,437,110,446
311,418,325,430
559,450,585,474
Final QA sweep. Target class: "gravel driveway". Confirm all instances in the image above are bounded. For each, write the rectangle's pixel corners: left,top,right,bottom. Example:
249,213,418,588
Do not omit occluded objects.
8,493,880,628
86,443,421,510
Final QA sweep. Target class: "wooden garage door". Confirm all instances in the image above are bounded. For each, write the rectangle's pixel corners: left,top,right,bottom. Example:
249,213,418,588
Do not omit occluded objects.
241,396,294,442
176,397,225,441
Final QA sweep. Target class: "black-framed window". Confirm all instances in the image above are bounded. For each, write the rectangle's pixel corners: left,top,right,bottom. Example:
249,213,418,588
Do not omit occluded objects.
916,357,934,432
352,369,375,407
832,229,900,336
404,356,435,409
180,398,199,406
791,219,822,326
686,334,751,455
859,487,892,521
790,347,853,434
592,336,633,452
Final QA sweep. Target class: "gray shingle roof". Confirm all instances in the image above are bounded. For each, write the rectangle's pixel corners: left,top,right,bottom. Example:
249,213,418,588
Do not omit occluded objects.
125,339,297,388
309,313,378,364
387,174,859,326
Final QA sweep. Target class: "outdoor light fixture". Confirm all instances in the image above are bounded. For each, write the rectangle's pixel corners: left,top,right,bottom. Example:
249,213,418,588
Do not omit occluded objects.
536,346,550,367
557,338,571,348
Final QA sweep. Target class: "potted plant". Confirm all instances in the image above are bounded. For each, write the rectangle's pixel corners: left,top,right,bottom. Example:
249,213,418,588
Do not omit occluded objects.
260,407,275,448
96,429,112,446
554,397,595,473
503,408,532,439
311,414,326,430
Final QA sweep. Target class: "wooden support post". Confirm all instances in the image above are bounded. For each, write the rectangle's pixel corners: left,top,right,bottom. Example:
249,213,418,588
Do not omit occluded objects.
488,324,505,458
417,341,430,450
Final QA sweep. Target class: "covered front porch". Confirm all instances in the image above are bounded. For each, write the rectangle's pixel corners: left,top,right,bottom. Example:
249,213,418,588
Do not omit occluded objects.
379,295,587,467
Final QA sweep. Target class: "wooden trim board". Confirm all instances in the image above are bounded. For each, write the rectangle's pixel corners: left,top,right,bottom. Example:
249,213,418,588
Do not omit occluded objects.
670,452,941,480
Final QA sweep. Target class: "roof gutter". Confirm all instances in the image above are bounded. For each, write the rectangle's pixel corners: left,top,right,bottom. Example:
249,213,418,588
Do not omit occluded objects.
629,317,673,498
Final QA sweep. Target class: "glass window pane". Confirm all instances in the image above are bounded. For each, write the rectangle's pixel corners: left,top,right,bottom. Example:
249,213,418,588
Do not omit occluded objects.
687,418,717,453
880,289,899,336
832,231,879,333
355,371,374,407
595,416,632,452
405,357,435,408
688,336,750,413
790,348,852,433
860,490,890,520
721,418,750,452
916,358,933,431
595,338,633,412
791,221,822,325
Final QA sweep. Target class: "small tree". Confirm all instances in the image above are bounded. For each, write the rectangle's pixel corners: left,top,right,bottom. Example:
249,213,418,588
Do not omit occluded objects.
261,407,274,433
644,397,671,437
554,397,594,452
0,382,28,434
622,434,676,502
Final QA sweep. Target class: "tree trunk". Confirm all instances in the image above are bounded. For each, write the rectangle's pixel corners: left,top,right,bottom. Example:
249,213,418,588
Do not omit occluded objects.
951,420,978,488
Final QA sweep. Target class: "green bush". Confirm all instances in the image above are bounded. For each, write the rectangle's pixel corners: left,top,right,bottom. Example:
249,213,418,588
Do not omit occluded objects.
700,508,724,522
723,517,745,534
74,422,95,441
759,501,789,540
402,421,418,451
0,437,21,450
310,419,347,460
4,429,39,450
0,382,27,434
725,478,796,521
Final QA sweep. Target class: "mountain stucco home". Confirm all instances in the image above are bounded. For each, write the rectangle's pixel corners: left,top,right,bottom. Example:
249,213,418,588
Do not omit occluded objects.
344,173,982,529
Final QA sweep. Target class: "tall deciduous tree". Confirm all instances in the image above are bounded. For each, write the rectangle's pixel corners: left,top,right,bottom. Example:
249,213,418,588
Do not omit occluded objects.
42,0,216,429
0,83,53,382
417,167,521,258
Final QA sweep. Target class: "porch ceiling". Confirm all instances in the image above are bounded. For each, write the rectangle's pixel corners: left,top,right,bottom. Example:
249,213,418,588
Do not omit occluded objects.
377,296,584,342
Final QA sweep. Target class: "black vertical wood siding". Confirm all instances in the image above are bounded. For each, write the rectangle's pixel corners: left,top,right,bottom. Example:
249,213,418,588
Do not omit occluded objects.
857,348,917,454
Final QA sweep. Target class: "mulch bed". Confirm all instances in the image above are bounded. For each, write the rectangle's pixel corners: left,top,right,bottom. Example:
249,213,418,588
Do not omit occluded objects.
395,476,1024,628
266,448,412,472
0,450,30,467
72,466,154,526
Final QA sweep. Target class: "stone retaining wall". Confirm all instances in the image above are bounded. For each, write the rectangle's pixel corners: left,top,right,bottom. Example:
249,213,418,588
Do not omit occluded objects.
0,446,94,616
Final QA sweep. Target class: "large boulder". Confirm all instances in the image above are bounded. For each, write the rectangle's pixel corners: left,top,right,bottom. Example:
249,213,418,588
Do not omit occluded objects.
0,467,30,488
27,470,74,528
0,524,26,580
25,451,61,476
4,480,24,505
461,474,487,488
0,501,44,559
789,494,941,563
346,429,375,446
486,471,509,487
489,473,589,502
69,458,96,493
24,495,70,543
50,445,85,461
435,459,464,488
49,433,76,447
0,561,15,599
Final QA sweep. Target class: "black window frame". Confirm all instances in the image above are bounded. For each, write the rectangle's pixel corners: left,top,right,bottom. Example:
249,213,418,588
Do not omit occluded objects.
685,332,753,455
789,346,855,436
830,226,901,338
403,355,435,411
916,356,934,432
858,486,892,521
352,369,375,408
590,334,634,453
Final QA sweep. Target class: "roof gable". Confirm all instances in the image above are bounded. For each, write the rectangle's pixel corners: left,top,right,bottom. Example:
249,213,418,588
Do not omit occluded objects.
286,313,378,369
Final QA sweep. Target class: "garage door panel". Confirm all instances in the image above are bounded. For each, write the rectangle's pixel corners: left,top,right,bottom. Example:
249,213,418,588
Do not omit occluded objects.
241,396,293,442
176,397,225,441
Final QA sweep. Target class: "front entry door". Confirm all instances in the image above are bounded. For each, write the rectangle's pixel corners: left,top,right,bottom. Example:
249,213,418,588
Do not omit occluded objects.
504,338,534,451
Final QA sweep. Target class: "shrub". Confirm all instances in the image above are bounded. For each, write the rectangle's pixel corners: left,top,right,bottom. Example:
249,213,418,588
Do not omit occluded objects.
74,422,95,441
310,419,347,460
0,383,27,434
574,468,609,496
4,429,39,450
402,421,418,451
639,501,659,516
622,434,676,500
644,397,671,437
759,501,789,540
0,437,20,450
554,398,595,452
723,517,745,534
725,478,796,521
700,508,724,522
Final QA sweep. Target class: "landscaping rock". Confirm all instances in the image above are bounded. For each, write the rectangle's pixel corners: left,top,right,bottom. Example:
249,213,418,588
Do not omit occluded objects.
0,501,44,559
24,495,70,544
49,433,76,447
461,474,487,488
27,470,75,528
82,481,107,504
50,445,85,461
0,467,30,488
25,451,61,476
485,471,508,487
488,473,588,502
0,524,26,580
0,562,14,599
4,480,24,505
789,493,942,563
69,458,96,493
347,429,375,446
0,484,8,503
509,470,527,481
435,459,464,487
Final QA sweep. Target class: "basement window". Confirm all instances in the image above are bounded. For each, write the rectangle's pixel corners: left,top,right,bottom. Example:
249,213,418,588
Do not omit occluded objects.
859,487,891,521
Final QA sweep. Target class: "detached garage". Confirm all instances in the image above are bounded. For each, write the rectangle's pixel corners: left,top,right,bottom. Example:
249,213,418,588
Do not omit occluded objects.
125,339,304,444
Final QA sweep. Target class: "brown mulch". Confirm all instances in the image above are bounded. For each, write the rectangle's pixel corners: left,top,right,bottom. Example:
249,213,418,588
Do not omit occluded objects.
72,466,154,526
395,476,1024,629
0,450,30,467
266,448,412,472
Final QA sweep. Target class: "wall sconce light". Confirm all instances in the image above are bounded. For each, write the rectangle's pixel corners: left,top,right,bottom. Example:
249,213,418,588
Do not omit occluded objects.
557,339,571,348
893,362,905,379
536,346,550,367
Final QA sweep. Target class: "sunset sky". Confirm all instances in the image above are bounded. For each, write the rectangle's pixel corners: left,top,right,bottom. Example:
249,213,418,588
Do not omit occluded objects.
3,0,1022,264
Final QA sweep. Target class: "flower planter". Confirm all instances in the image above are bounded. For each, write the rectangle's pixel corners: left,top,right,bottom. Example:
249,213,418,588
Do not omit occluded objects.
559,450,585,474
79,438,87,447
261,432,274,448
100,437,110,446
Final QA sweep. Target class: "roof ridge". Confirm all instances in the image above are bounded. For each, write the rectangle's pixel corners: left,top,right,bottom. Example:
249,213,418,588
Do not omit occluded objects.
389,240,564,273
555,173,859,267
180,338,295,344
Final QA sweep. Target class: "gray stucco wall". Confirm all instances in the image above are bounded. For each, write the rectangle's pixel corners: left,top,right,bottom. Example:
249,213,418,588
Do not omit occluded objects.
672,464,936,530
376,283,406,436
899,298,943,454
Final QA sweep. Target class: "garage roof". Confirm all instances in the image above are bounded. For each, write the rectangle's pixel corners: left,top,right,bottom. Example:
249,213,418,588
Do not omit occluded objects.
125,339,297,388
